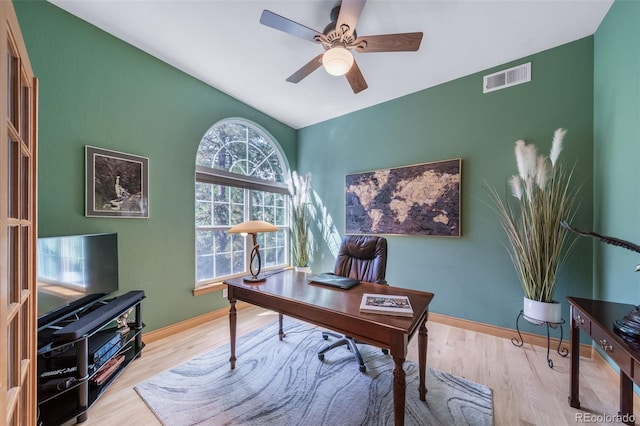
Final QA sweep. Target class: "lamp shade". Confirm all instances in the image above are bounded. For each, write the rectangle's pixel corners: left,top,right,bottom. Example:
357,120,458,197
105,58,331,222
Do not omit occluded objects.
322,46,354,76
228,220,278,234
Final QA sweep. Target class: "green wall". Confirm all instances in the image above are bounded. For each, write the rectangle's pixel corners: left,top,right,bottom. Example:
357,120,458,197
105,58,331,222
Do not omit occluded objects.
16,0,611,335
594,0,640,303
298,38,595,330
14,0,297,331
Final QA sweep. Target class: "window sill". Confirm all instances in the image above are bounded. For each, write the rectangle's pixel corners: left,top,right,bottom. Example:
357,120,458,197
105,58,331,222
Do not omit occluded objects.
192,282,226,296
193,267,294,297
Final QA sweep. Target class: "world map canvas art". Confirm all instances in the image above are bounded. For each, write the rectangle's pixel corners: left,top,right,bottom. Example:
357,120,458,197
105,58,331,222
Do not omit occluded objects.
345,159,461,236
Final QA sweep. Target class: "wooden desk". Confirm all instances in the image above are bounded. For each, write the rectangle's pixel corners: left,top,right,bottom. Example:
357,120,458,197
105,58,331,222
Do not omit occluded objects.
568,297,640,425
225,270,435,426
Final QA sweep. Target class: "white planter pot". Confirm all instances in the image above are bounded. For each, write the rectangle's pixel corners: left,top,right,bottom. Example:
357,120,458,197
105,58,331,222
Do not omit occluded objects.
523,297,562,324
294,266,312,273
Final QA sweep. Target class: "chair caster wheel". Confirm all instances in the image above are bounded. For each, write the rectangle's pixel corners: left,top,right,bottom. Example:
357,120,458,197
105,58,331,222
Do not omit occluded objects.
382,349,389,355
359,365,366,373
318,354,325,362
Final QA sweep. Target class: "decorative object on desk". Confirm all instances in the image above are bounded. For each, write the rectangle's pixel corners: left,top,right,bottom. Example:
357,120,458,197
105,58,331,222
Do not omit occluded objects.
359,293,414,317
85,146,149,218
135,319,493,426
345,158,461,236
228,220,279,282
614,313,640,351
561,221,640,341
487,129,580,323
289,171,313,270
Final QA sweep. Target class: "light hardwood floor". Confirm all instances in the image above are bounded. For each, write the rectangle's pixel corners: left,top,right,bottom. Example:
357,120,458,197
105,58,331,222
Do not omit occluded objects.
75,306,639,426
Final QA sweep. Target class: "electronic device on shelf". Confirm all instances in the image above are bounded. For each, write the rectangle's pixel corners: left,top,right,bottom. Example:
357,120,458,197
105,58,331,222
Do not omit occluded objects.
36,233,119,331
36,290,145,426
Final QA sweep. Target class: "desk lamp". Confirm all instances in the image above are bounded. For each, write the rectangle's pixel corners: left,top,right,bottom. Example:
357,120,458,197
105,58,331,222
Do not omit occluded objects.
228,220,279,283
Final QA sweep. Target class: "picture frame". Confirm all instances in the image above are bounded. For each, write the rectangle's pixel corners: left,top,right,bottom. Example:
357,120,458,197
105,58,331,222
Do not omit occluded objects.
345,158,461,236
85,146,149,218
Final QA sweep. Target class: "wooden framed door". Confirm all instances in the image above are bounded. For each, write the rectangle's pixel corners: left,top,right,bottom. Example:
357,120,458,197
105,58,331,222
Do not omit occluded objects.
1,1,38,424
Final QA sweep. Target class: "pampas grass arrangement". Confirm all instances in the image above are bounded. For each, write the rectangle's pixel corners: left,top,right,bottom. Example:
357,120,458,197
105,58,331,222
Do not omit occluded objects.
488,129,579,303
290,171,312,268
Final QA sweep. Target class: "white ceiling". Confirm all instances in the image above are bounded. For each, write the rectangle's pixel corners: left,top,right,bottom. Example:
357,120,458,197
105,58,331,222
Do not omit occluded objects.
48,0,612,129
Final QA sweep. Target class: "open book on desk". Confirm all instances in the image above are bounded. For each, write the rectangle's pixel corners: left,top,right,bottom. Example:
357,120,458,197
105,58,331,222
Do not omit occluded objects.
359,293,414,317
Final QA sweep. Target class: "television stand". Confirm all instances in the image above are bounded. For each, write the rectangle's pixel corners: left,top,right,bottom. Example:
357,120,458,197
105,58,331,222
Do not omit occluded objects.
37,291,145,425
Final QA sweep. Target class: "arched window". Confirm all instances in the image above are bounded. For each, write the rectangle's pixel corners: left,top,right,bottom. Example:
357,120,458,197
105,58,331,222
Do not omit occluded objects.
195,118,290,286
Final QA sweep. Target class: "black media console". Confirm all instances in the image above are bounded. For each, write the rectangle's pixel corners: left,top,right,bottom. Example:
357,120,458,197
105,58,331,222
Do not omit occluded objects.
37,290,145,425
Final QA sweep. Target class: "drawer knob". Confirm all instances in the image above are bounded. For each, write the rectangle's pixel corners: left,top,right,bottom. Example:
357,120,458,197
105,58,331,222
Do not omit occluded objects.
575,315,585,325
599,339,613,352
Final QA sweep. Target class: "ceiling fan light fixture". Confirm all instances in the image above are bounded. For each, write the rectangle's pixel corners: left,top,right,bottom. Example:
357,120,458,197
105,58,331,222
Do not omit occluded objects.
322,46,354,76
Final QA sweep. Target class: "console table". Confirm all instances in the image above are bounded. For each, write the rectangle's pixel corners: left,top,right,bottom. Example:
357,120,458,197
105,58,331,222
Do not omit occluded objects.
568,297,639,425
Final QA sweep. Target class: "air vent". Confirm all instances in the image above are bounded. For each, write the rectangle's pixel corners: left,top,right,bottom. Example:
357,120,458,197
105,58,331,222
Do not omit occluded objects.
483,62,531,93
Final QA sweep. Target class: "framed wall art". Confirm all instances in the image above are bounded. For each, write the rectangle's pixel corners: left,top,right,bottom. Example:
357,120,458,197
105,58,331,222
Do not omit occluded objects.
345,158,461,236
85,146,149,218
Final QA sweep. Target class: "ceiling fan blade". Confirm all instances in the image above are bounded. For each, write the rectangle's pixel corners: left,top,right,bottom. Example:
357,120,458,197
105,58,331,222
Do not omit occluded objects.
345,60,368,94
260,10,322,42
353,32,423,53
286,54,324,83
336,0,367,38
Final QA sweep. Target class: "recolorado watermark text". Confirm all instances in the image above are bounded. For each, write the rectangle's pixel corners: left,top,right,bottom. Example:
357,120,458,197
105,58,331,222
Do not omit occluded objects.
575,413,636,423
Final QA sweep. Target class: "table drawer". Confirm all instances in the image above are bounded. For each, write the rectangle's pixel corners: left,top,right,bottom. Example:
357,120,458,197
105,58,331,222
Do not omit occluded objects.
572,309,590,333
591,322,632,376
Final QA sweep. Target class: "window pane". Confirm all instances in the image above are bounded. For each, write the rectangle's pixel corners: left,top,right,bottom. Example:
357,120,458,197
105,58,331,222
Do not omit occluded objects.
196,230,214,282
230,187,243,204
215,252,231,277
8,43,18,127
213,203,229,226
195,200,212,226
213,184,228,202
196,120,285,184
275,206,285,226
195,182,211,201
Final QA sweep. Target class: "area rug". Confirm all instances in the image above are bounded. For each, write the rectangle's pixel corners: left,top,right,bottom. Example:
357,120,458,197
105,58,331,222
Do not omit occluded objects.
135,319,493,425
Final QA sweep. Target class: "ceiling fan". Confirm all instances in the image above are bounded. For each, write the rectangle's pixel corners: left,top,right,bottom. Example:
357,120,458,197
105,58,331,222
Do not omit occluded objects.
260,0,423,94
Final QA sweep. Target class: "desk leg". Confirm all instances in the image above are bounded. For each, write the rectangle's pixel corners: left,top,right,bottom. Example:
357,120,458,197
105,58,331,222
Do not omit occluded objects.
569,305,580,408
229,297,237,369
620,373,634,425
392,356,406,426
418,315,428,401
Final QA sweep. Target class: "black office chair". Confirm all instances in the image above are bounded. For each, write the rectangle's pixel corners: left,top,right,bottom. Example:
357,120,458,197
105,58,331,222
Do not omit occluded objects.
317,235,388,373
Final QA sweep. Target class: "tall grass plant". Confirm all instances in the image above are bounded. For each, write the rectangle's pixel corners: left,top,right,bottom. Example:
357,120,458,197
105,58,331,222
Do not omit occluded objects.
488,129,580,302
290,171,312,267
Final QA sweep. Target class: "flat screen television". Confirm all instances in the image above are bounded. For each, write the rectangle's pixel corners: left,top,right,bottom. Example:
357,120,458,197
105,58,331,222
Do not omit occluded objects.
37,233,119,330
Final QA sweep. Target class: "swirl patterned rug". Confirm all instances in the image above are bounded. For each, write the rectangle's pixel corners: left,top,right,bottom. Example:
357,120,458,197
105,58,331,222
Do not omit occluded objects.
135,319,493,425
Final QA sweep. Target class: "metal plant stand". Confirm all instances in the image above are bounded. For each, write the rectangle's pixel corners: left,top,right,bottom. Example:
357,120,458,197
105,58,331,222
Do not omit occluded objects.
511,310,569,368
